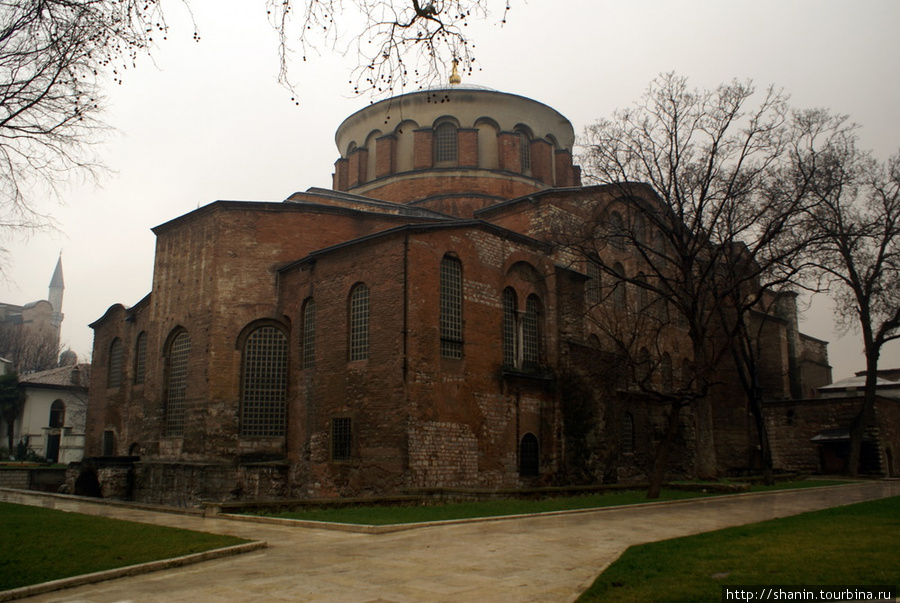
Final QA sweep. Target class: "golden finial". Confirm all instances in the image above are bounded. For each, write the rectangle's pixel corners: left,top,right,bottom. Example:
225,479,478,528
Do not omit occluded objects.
449,59,462,85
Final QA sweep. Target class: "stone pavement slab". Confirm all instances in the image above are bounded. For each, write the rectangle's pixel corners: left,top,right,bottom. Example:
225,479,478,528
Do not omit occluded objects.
4,481,899,602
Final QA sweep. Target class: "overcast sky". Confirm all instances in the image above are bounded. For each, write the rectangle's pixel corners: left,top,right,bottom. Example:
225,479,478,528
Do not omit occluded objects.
1,0,898,380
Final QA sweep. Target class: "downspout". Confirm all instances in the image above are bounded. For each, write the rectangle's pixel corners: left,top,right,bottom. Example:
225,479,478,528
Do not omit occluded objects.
403,232,410,474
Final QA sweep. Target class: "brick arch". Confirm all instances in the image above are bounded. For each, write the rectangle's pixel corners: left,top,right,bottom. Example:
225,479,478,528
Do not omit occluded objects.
503,259,549,300
364,129,382,184
394,119,418,172
234,318,291,350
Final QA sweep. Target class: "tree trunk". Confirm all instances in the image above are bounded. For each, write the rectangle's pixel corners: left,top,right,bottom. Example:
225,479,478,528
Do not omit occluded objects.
747,385,775,485
846,353,879,477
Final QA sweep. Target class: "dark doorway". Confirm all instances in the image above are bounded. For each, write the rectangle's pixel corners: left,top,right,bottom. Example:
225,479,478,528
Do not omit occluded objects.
46,433,60,463
519,433,539,477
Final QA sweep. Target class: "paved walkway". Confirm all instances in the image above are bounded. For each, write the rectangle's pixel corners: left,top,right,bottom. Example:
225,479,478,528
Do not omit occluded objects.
4,481,899,602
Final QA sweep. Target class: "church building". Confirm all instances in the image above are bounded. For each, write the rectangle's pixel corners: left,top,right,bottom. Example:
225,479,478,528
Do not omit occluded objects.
84,80,831,504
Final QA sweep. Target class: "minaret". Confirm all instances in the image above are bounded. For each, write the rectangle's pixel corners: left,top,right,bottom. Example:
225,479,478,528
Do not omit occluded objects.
48,254,64,331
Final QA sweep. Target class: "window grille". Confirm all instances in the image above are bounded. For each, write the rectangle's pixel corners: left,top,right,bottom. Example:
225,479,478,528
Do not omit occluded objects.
332,417,352,461
636,272,649,312
519,131,531,171
523,295,540,367
610,211,626,251
434,122,458,164
302,299,316,369
440,257,463,358
349,285,370,361
613,262,627,311
241,326,288,437
133,332,147,385
107,338,123,389
502,288,517,367
519,433,539,477
164,331,190,436
586,260,601,305
661,353,674,392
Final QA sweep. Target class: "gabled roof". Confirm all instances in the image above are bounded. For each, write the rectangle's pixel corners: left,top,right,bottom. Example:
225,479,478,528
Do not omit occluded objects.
279,219,550,274
287,188,455,221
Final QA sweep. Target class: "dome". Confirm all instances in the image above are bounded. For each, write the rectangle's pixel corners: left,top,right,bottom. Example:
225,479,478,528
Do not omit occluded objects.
331,85,581,217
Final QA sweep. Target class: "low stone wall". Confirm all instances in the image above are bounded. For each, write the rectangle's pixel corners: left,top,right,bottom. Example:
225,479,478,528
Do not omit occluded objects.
0,465,65,492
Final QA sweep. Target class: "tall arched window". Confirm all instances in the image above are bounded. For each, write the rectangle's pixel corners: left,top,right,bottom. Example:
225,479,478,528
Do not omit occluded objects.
621,412,635,454
586,258,601,305
636,272,649,312
440,256,463,358
634,214,647,246
302,298,316,370
636,347,651,384
434,121,458,165
517,129,531,173
612,262,627,311
107,338,123,389
349,284,370,361
164,331,190,437
610,211,627,251
661,352,673,391
519,433,539,477
502,288,517,368
133,331,147,385
241,325,288,437
523,295,541,367
49,400,65,428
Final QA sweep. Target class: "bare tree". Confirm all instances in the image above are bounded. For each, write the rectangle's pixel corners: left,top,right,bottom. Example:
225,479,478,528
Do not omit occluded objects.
267,0,510,99
0,0,169,264
0,322,61,373
0,370,24,452
795,112,900,476
0,0,506,272
571,73,815,494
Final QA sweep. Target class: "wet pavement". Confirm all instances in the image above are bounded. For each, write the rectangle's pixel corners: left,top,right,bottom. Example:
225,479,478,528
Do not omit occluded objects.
2,481,898,602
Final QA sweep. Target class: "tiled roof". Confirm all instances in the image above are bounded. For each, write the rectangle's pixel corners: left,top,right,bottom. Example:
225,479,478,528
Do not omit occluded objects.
19,364,91,388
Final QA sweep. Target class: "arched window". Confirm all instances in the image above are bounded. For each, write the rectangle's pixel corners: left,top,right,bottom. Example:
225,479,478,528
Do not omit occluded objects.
661,352,674,391
517,129,531,173
349,284,370,361
133,331,147,385
610,211,627,251
636,272,649,312
502,288,517,368
634,214,647,246
440,256,463,358
612,262,627,311
107,338,123,389
523,295,541,367
241,325,288,437
636,347,651,384
49,400,65,428
519,433,539,477
164,331,190,437
586,258,601,305
302,298,316,369
621,413,635,454
434,121,458,165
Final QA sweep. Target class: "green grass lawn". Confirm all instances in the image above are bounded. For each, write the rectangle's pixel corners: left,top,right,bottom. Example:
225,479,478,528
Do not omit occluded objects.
0,502,249,591
260,480,845,525
577,495,900,603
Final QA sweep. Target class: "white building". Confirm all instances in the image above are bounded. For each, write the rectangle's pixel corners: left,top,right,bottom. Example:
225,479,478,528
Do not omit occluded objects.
10,364,90,463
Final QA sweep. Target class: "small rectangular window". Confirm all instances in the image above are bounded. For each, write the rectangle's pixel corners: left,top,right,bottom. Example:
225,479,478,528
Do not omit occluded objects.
332,417,352,462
